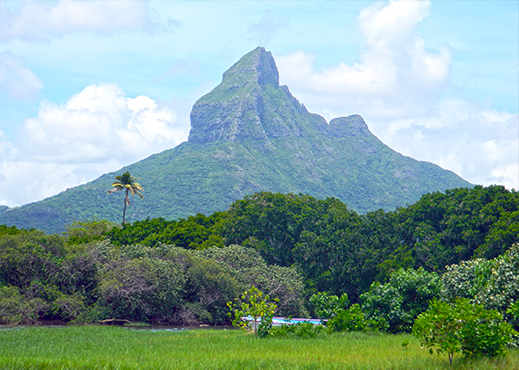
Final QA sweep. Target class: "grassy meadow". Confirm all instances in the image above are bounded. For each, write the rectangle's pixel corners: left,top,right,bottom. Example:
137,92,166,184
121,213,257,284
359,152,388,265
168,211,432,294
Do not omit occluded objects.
0,326,518,370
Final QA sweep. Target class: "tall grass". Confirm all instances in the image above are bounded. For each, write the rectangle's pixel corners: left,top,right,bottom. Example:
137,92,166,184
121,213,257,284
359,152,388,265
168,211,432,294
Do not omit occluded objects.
0,326,518,369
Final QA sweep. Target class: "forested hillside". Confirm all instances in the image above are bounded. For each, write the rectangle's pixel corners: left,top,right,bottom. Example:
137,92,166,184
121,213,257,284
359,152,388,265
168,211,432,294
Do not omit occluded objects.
1,185,517,327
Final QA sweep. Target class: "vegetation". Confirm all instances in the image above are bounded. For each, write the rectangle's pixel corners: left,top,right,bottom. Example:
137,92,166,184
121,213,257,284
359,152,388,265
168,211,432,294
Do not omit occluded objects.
0,49,470,234
0,185,518,328
228,287,279,336
2,326,519,369
413,299,517,364
1,185,519,364
0,47,515,366
108,171,144,224
0,225,304,325
309,291,350,321
360,268,443,333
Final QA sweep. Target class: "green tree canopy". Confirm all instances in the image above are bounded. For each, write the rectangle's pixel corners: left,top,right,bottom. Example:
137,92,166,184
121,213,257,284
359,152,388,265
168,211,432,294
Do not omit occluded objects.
108,171,144,224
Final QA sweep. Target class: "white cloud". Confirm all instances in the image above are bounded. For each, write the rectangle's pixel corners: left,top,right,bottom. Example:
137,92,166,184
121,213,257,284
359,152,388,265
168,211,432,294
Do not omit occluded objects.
0,0,158,42
380,101,519,191
0,83,189,206
0,51,43,101
274,0,517,191
277,0,450,106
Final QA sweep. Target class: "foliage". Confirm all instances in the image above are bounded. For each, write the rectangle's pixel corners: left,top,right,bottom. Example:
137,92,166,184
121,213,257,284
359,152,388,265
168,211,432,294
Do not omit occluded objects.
107,213,225,249
96,256,185,322
442,243,519,317
413,298,517,364
183,257,239,324
196,244,307,317
361,268,442,333
0,224,29,237
0,229,308,325
0,286,47,324
222,193,345,266
309,292,349,320
227,287,278,336
392,185,519,272
108,171,144,225
0,230,67,290
1,185,519,328
64,218,118,246
269,321,325,338
327,304,370,332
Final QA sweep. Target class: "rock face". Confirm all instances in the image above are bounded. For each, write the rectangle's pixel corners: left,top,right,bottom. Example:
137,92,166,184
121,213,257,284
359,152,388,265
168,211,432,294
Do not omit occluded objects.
0,47,473,233
189,47,326,144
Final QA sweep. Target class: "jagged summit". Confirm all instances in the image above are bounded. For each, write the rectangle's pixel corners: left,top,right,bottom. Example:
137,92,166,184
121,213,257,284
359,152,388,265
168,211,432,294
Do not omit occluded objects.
188,47,327,145
188,47,375,146
222,47,279,87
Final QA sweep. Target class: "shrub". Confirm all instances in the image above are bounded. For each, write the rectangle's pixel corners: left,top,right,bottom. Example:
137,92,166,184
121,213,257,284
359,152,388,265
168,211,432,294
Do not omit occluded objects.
269,321,325,338
361,268,442,332
97,257,185,323
442,243,519,317
309,292,349,320
0,286,47,324
327,304,368,332
197,245,307,317
413,298,517,364
227,287,278,336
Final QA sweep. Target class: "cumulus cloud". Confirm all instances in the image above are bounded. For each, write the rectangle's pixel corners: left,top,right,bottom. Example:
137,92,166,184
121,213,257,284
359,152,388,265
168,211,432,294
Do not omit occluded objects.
382,100,519,190
277,0,450,108
0,0,159,42
0,84,189,206
0,51,43,101
275,0,517,190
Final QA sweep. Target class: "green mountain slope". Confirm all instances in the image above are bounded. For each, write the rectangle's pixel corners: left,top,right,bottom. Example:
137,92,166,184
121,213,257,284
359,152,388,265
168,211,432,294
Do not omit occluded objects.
0,47,471,233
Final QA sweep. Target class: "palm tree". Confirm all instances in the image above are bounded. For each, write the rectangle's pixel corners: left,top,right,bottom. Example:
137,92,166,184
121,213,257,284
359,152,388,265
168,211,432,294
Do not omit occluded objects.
108,171,143,224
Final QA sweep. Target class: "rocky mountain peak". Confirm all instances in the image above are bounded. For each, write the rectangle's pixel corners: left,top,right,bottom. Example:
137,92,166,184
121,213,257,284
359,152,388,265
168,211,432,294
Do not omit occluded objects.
222,47,279,87
188,47,326,145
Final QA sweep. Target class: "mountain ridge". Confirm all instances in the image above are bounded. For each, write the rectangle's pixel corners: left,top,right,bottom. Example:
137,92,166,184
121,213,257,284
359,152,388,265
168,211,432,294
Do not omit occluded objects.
0,47,472,233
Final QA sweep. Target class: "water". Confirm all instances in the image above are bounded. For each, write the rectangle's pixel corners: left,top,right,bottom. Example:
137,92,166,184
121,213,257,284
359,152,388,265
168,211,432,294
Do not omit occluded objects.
0,324,235,332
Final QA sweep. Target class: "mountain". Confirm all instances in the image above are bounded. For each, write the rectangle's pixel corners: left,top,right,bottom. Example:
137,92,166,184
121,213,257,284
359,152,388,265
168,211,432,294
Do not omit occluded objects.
0,47,471,234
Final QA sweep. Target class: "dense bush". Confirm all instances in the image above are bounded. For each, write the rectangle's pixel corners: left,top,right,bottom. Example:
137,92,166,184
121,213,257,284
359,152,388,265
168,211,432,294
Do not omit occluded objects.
269,321,325,338
96,256,185,323
100,186,519,304
0,228,308,325
327,304,370,332
309,292,349,320
442,243,519,317
0,286,47,324
413,298,517,363
361,268,442,332
195,245,307,317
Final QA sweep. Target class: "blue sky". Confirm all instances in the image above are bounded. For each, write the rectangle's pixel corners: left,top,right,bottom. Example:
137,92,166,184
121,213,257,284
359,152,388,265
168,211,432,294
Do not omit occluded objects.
0,0,517,207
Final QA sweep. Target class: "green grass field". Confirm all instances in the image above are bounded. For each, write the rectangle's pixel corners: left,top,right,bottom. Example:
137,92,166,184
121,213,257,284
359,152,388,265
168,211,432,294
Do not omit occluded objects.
0,326,518,370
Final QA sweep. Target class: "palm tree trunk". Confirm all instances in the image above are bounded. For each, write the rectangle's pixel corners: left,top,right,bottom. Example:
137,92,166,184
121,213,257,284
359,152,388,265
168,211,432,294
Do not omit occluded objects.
122,189,129,224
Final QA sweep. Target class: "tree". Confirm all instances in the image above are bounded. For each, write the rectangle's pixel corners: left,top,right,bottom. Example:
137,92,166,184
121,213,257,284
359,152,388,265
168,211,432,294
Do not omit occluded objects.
64,218,119,246
108,172,144,224
361,268,442,333
413,298,517,364
309,292,349,320
227,287,278,336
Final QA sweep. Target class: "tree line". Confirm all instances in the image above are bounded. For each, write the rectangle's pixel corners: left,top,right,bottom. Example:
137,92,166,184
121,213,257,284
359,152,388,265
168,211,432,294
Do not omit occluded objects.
1,185,518,329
